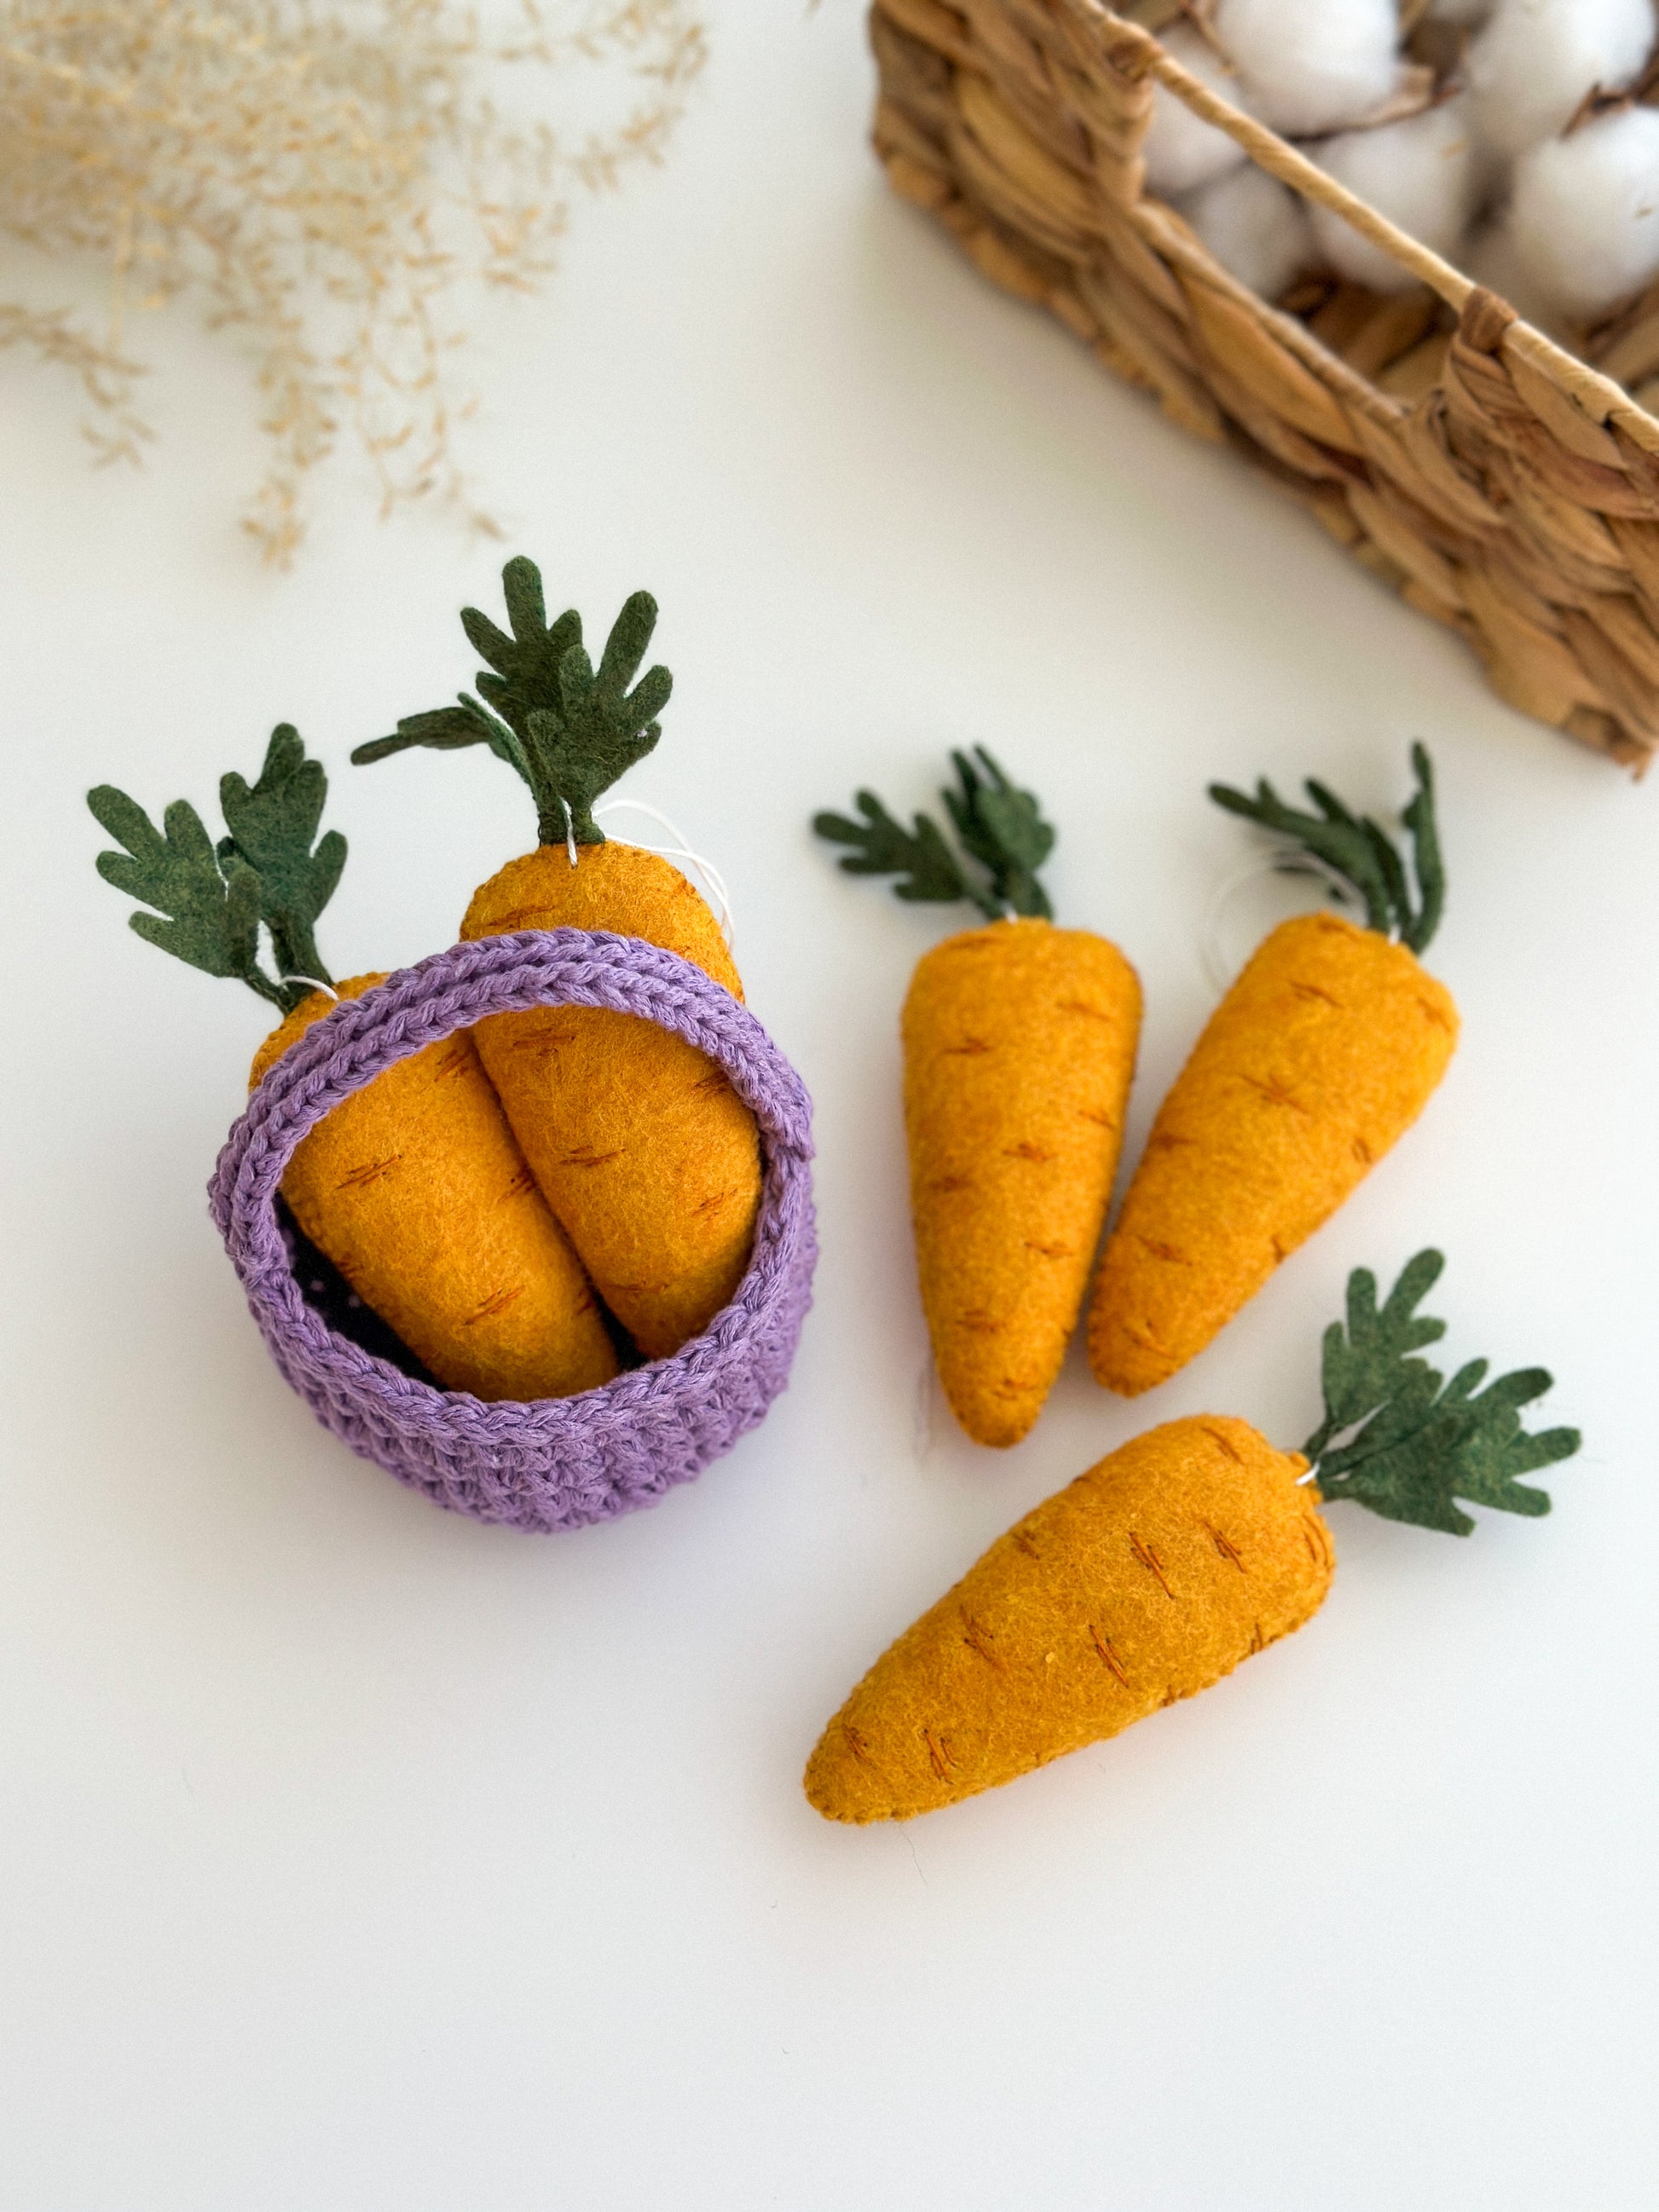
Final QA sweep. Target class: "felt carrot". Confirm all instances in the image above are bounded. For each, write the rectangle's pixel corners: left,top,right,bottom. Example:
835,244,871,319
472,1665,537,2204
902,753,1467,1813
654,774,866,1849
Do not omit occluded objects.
806,1251,1579,1822
351,557,761,1361
90,727,617,1402
1089,745,1457,1398
813,753,1142,1449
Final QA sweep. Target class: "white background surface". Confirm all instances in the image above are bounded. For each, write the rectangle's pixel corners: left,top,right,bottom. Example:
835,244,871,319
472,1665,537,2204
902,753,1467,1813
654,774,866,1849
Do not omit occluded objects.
2,8,1656,2207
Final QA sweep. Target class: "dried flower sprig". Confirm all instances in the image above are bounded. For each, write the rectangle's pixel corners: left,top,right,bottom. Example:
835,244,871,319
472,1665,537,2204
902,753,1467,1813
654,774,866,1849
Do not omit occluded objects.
0,1,707,562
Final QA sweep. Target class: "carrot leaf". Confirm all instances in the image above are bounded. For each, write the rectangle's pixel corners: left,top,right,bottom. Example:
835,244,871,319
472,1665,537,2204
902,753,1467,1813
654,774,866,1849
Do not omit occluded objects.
812,794,980,909
813,749,1055,921
351,555,670,847
942,748,1055,920
1306,1251,1579,1535
90,729,346,1012
217,725,344,985
89,783,293,1010
1209,744,1443,951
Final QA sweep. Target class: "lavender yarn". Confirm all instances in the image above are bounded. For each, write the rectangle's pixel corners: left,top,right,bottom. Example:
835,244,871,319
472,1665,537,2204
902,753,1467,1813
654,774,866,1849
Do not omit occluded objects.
210,929,816,1533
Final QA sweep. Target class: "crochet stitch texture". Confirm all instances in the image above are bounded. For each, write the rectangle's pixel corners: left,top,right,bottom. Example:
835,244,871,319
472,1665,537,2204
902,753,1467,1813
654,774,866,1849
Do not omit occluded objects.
211,929,816,1531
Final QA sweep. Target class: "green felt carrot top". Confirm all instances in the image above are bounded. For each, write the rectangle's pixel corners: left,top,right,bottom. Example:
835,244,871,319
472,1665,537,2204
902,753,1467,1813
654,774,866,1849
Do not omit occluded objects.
812,748,1057,921
351,554,672,851
1209,742,1445,955
89,725,344,1013
1304,1251,1579,1535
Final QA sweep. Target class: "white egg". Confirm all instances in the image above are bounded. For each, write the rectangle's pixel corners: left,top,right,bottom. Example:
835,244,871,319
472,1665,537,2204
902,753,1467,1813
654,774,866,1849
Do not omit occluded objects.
1468,0,1656,159
1180,162,1318,298
1508,103,1659,319
1216,0,1402,136
1309,97,1477,293
1144,23,1251,195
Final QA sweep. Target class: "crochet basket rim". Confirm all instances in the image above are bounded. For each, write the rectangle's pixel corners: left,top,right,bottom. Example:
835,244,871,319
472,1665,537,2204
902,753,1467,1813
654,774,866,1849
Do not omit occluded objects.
208,928,817,1532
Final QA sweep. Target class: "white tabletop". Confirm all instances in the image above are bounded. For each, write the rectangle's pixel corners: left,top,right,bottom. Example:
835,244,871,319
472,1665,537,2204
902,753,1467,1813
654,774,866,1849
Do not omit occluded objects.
2,8,1654,2208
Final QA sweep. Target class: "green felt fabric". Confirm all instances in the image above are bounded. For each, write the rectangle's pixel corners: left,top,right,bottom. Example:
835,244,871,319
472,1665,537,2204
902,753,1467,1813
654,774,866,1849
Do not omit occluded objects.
1305,1251,1581,1535
1209,742,1444,953
90,725,344,1012
350,555,671,847
812,747,1055,921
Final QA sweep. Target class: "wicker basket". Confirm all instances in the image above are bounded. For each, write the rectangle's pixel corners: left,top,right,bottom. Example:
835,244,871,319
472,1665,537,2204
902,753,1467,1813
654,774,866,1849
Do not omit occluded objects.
870,0,1659,770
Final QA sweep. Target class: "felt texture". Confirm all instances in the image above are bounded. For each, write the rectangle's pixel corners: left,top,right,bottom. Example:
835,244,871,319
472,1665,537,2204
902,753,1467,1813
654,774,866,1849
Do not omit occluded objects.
1306,1251,1581,1535
250,973,618,1403
460,843,762,1360
212,931,816,1533
805,1415,1332,1823
813,748,1055,919
1089,913,1459,1397
902,918,1142,1447
351,562,672,848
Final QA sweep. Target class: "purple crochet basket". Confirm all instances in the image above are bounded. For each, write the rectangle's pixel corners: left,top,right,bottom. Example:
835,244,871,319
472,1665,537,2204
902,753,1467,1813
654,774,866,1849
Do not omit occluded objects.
209,928,816,1533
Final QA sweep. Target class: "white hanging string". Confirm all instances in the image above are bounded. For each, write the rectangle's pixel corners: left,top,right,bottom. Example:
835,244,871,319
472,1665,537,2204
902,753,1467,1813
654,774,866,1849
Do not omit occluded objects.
592,798,735,952
1199,846,1359,998
280,973,338,1002
558,795,579,870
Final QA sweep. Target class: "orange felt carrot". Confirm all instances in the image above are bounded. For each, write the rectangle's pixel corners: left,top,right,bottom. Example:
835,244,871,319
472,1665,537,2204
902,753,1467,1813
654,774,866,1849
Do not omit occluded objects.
815,753,1142,1448
1090,746,1457,1398
90,729,616,1401
249,978,617,1400
352,558,761,1361
807,1252,1579,1822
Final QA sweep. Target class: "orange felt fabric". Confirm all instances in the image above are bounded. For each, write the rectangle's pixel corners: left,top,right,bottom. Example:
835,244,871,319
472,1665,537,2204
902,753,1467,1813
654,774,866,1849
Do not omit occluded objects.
251,974,618,1401
805,1416,1333,1823
902,918,1142,1447
460,844,762,1361
1089,913,1459,1396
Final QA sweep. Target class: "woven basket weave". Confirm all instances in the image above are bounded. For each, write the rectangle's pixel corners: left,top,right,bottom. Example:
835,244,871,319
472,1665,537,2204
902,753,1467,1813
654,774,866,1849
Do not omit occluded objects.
210,930,817,1534
871,0,1659,770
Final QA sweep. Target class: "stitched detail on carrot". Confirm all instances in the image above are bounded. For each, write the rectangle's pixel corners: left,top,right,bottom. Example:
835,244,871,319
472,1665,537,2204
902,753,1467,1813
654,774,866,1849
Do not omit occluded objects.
1090,1625,1130,1685
961,1614,1001,1669
1130,1530,1175,1598
1203,1521,1246,1569
465,1287,524,1325
1241,1073,1312,1115
336,1154,402,1190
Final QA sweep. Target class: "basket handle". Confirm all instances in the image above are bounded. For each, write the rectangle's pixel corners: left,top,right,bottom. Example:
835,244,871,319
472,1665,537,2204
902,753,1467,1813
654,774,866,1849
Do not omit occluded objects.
210,928,814,1260
1071,3,1648,409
